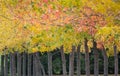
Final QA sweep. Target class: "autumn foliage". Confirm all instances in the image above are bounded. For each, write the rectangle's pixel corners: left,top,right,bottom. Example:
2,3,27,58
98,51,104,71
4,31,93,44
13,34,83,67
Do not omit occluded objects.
0,0,120,55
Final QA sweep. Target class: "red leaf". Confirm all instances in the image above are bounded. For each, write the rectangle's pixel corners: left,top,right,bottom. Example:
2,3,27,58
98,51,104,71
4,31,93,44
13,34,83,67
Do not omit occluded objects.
43,0,48,3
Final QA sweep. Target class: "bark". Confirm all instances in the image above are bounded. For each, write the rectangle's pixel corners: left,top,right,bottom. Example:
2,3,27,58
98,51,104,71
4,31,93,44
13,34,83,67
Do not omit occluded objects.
77,45,81,76
48,52,52,76
17,52,22,76
23,52,27,76
10,53,12,76
60,46,67,76
35,53,40,76
28,53,32,76
10,53,16,76
34,52,42,76
4,54,8,76
84,38,90,76
102,47,108,76
93,40,99,76
1,55,4,76
114,45,118,76
13,53,16,76
36,52,46,76
33,53,36,76
69,46,75,76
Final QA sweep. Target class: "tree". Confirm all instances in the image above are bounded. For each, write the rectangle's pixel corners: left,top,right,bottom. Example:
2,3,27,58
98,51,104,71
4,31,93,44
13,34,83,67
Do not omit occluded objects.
76,45,81,76
60,46,67,76
0,0,120,76
95,26,120,76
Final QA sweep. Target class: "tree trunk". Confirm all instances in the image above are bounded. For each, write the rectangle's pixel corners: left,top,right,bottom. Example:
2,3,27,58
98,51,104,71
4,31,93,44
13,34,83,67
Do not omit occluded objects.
17,52,22,76
28,53,32,76
13,53,16,76
35,53,40,76
93,40,99,76
102,47,108,76
48,52,52,76
33,53,36,76
69,46,75,76
36,52,46,76
4,54,8,76
23,52,27,76
1,55,4,76
114,45,118,76
10,53,16,76
77,45,81,76
10,53,12,76
84,38,90,76
34,52,42,76
60,46,67,76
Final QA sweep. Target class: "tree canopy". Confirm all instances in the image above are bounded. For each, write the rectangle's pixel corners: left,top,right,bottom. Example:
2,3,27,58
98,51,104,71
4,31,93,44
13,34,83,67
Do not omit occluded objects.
0,0,120,55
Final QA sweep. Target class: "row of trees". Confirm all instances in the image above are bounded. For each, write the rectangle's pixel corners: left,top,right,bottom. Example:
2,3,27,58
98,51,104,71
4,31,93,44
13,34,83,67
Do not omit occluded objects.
0,0,120,76
1,50,120,76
